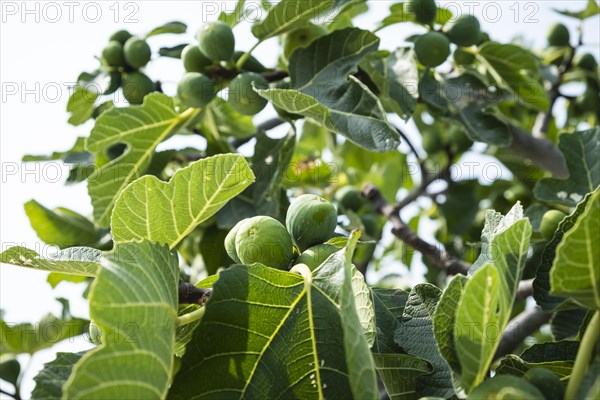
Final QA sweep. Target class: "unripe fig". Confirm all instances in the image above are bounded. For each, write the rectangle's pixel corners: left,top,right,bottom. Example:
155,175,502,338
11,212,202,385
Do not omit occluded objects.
540,210,566,240
477,31,490,45
177,72,215,108
575,52,598,71
453,47,475,66
445,15,481,47
283,24,328,61
547,23,570,47
227,72,269,115
103,70,122,95
233,51,268,73
102,40,125,67
109,29,132,45
235,216,294,270
360,214,379,238
404,0,437,26
124,37,151,69
524,368,564,400
334,186,366,212
414,31,451,67
286,194,337,251
295,244,338,271
504,183,528,203
197,22,235,61
122,72,154,104
225,220,244,263
181,44,212,73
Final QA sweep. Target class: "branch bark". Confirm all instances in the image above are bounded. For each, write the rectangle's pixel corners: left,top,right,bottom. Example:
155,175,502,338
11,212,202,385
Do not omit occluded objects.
178,280,212,306
508,125,568,178
494,307,551,361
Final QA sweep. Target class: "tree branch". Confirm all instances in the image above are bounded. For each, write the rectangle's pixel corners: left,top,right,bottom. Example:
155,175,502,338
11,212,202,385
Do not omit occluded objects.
494,307,551,361
363,183,470,275
178,280,212,306
508,125,568,178
230,117,287,148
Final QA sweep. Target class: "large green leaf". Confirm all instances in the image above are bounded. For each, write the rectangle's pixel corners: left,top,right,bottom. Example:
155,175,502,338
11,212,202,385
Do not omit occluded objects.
372,353,433,400
551,188,600,309
371,288,409,353
219,0,247,27
554,0,600,19
111,154,254,248
495,354,574,379
452,204,531,394
533,191,594,311
87,93,200,226
1,300,88,355
67,86,98,126
433,274,468,392
378,3,453,29
478,42,549,111
63,241,179,399
24,200,102,249
534,128,600,207
251,0,334,40
31,352,84,399
146,21,186,37
258,28,400,152
0,246,100,276
169,235,378,399
199,97,256,139
454,263,501,394
395,284,453,398
360,48,418,120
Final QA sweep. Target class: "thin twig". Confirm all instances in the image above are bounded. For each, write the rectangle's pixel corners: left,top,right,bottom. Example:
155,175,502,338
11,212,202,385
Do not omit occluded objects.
363,183,470,275
494,308,551,361
535,25,583,138
262,69,289,82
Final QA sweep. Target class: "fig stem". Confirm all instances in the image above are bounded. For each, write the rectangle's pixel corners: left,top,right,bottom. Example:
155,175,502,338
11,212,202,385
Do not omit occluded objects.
176,307,206,327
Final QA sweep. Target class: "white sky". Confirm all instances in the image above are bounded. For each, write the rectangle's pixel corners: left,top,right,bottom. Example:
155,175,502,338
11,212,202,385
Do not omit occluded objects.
0,1,598,397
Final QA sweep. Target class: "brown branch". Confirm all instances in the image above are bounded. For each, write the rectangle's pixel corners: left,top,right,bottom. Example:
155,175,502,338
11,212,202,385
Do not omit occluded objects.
178,280,212,306
363,183,470,275
363,183,534,299
494,307,551,361
262,69,289,82
536,27,582,138
508,125,568,178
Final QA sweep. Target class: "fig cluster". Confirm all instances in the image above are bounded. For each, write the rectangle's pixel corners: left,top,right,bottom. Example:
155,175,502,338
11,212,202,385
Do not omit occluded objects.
176,22,269,115
225,195,339,271
99,30,155,104
406,0,485,68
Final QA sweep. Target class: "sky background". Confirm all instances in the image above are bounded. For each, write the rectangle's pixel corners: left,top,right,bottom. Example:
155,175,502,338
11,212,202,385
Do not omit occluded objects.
1,0,598,397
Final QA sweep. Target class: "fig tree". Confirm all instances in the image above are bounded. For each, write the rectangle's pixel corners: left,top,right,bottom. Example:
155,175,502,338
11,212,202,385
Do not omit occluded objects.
448,127,473,152
334,186,366,212
540,210,566,240
181,44,212,73
122,72,154,104
575,52,598,71
414,31,451,67
109,29,132,45
177,72,216,108
286,194,337,251
547,23,570,47
123,37,151,68
577,85,600,113
235,216,294,270
102,40,125,67
197,22,235,61
524,368,564,400
295,244,338,271
283,24,328,61
404,0,437,26
0,355,20,386
445,15,481,47
227,72,269,115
